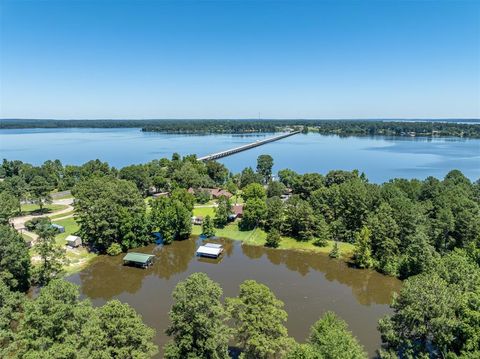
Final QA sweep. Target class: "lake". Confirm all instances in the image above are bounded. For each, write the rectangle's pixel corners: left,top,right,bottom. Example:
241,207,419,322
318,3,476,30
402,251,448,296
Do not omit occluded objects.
1,127,479,182
67,238,401,357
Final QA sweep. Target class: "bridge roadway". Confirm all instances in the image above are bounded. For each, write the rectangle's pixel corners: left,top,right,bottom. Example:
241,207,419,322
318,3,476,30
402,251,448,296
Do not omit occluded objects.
197,130,301,161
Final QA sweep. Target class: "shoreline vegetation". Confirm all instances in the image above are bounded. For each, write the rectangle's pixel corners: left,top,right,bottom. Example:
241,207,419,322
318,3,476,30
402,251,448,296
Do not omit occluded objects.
1,153,479,359
1,118,480,137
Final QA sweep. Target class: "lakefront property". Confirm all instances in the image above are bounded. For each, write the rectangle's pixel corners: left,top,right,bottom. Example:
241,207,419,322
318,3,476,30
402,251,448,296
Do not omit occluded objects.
1,0,479,358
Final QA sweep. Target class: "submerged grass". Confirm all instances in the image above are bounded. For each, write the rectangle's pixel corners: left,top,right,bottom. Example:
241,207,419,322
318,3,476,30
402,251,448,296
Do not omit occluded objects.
192,221,354,260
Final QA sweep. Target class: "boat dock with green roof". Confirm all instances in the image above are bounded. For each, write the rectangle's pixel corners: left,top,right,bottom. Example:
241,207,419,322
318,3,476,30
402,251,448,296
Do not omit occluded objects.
123,252,155,268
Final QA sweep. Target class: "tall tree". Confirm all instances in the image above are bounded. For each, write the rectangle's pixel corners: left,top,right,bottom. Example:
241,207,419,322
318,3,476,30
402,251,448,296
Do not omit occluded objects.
150,197,192,244
74,177,149,252
353,227,373,269
240,198,267,230
165,273,231,359
0,280,24,356
202,215,216,237
284,196,317,241
9,279,158,358
379,250,480,358
28,175,52,212
227,280,292,359
265,196,285,231
303,311,367,359
256,155,274,183
214,195,232,228
33,226,66,286
0,225,30,292
1,176,28,213
0,192,19,224
242,182,267,202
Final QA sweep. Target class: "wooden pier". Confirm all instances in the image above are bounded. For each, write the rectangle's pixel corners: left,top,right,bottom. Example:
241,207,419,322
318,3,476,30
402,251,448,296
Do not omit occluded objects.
197,130,301,161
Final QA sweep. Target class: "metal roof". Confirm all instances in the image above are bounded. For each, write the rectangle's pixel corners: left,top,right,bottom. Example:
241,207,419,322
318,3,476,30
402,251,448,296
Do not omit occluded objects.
123,252,154,264
196,245,222,256
204,243,223,249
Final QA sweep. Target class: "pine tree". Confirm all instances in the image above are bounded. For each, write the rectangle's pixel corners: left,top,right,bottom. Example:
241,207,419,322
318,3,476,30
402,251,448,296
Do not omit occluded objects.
353,227,373,269
202,215,216,237
329,242,340,258
265,228,281,248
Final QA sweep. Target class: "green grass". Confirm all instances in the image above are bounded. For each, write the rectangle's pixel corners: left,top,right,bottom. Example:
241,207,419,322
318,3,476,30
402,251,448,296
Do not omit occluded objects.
51,217,96,274
192,221,354,260
49,211,75,220
193,206,216,217
53,217,80,242
22,233,34,242
21,203,68,215
51,192,74,200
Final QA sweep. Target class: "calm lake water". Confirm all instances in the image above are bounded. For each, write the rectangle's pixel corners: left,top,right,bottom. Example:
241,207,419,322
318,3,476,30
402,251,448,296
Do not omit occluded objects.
1,127,479,182
67,238,401,357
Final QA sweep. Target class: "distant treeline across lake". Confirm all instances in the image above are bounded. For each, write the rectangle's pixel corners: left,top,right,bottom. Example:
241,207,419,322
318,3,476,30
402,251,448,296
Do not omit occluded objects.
1,119,480,137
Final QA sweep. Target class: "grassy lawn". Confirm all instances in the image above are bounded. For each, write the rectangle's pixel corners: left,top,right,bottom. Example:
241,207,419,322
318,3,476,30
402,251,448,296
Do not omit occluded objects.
51,192,74,200
22,232,34,242
192,221,354,260
49,210,75,220
52,217,96,274
21,203,68,215
193,206,216,217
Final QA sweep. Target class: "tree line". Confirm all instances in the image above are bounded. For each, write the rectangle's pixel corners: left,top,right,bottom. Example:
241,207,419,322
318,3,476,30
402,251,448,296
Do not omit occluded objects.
1,119,479,137
163,272,367,359
1,155,479,280
1,153,479,358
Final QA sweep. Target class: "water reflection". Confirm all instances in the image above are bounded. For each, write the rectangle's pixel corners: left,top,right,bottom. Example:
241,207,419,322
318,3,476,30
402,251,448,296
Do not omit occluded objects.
243,245,398,305
70,238,401,356
78,238,399,305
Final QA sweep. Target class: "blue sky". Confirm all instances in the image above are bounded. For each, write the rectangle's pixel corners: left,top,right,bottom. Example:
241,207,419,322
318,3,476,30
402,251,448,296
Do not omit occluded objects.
0,0,479,119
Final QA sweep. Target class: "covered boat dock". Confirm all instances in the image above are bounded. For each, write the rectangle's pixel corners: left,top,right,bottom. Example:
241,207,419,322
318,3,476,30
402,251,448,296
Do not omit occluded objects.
123,252,155,268
196,243,224,258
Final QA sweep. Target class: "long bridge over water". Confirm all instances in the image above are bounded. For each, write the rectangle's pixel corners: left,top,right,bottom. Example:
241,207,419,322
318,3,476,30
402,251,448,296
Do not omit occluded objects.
197,130,301,161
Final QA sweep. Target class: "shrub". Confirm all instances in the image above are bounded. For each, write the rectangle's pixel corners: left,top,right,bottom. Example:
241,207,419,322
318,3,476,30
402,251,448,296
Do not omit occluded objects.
313,237,328,247
106,243,122,256
265,229,281,248
329,242,340,258
25,217,51,232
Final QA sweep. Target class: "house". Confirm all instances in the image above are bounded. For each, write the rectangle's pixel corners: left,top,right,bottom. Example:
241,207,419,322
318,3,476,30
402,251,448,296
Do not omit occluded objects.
51,223,65,233
123,252,154,268
209,188,232,199
65,235,82,248
188,187,233,199
196,243,224,258
153,192,169,198
229,204,244,220
191,216,204,225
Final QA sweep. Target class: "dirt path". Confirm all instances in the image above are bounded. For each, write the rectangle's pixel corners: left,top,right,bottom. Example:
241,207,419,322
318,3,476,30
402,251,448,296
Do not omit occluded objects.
11,198,74,243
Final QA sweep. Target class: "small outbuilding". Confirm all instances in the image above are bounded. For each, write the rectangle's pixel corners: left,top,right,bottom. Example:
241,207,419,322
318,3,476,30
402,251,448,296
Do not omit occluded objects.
65,235,82,248
51,223,65,233
123,252,155,268
191,216,204,225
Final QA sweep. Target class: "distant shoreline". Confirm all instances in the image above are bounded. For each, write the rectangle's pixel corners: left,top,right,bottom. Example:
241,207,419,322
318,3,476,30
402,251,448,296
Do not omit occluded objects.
1,119,478,138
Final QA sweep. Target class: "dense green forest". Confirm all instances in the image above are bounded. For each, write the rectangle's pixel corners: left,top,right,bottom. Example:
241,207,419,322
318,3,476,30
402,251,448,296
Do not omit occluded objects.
1,155,479,358
1,118,479,137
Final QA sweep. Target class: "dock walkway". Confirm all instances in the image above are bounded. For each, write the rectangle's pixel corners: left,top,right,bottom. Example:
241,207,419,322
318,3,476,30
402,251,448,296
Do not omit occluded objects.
197,130,301,161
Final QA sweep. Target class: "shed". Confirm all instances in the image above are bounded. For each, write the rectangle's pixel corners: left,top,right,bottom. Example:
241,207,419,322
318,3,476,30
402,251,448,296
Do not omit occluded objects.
123,252,155,268
192,216,204,225
196,244,224,258
65,235,82,248
51,223,65,233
